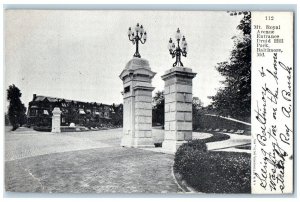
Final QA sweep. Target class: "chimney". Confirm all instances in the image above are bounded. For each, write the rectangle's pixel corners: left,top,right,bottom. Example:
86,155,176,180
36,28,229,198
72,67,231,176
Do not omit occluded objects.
33,94,37,101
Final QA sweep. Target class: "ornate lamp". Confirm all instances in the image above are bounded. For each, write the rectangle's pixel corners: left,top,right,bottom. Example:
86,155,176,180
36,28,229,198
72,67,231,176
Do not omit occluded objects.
128,23,147,58
168,28,188,67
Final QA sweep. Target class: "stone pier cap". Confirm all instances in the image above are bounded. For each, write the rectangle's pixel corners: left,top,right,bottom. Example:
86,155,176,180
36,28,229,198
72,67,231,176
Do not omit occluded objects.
119,58,156,81
161,66,196,81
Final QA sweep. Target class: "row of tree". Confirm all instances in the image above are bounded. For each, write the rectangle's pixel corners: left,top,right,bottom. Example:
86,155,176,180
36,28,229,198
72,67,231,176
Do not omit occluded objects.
152,12,251,124
6,84,123,131
210,12,251,120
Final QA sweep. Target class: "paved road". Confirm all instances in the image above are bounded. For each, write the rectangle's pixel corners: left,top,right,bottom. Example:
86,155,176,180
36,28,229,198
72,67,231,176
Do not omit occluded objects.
206,132,251,153
5,127,250,193
5,127,180,193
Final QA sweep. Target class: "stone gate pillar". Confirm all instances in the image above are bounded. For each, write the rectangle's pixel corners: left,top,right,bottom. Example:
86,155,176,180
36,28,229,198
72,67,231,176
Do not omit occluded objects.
162,67,196,153
51,107,61,133
119,58,156,148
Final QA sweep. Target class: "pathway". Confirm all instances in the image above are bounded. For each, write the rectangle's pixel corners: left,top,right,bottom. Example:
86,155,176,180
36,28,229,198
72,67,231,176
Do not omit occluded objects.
5,127,180,193
206,132,251,153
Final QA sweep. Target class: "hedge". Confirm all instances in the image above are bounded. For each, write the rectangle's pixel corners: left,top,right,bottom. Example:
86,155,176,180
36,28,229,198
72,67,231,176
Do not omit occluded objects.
174,140,251,193
33,126,51,132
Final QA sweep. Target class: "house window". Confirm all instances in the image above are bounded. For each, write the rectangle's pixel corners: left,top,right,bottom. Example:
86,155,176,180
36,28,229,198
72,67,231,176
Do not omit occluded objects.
30,109,36,116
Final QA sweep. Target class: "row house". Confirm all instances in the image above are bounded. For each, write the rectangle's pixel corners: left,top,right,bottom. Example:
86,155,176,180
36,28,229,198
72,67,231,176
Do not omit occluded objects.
27,94,114,127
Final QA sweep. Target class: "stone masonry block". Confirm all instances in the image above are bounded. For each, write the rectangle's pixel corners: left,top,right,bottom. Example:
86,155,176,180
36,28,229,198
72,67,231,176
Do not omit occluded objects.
135,123,152,131
165,103,170,113
170,84,176,93
164,77,177,86
165,111,192,121
135,130,152,138
135,90,152,96
170,102,176,112
184,113,192,121
176,102,192,112
176,93,193,103
175,84,192,93
169,121,176,130
164,86,170,94
135,95,152,102
176,112,185,121
135,116,152,124
177,122,192,131
135,130,146,138
164,121,170,130
165,112,176,122
135,102,152,110
164,131,176,140
135,109,152,116
145,130,152,138
176,132,185,141
165,93,176,104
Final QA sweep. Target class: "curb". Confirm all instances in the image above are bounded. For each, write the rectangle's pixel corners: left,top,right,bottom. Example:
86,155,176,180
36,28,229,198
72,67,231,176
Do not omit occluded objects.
171,161,197,194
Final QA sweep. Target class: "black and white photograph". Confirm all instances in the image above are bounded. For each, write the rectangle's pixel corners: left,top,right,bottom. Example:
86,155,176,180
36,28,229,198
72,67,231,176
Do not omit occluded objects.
2,8,294,195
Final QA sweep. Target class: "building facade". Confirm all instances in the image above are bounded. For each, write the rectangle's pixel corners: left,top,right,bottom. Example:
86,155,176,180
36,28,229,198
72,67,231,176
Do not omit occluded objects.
27,94,117,127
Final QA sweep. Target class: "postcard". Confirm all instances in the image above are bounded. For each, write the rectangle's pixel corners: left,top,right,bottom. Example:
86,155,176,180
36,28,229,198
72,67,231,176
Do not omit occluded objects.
3,10,294,194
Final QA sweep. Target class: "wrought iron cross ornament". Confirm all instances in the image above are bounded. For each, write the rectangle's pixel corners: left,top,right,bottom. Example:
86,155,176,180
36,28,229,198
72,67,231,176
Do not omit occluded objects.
128,23,147,58
168,28,188,67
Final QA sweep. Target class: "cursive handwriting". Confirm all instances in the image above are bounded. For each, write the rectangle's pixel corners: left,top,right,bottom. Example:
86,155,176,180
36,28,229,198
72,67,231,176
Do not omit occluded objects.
254,58,293,193
266,53,279,85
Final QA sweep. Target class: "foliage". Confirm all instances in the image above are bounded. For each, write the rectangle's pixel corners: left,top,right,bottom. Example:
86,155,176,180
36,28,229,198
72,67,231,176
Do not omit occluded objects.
192,97,204,130
174,139,251,193
7,84,27,131
33,126,51,132
195,114,251,132
64,104,80,125
5,113,10,126
152,91,164,126
111,103,123,126
211,12,251,119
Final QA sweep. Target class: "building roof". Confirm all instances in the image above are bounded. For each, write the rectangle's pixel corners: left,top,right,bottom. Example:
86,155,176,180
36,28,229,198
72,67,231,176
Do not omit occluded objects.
31,95,111,107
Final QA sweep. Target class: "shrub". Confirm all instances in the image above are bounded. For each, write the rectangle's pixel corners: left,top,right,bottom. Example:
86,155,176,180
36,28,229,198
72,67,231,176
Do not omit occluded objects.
33,126,51,132
184,139,208,152
174,140,251,193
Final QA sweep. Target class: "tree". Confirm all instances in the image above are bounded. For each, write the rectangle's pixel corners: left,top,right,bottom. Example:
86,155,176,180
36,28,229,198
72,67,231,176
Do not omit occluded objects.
211,12,251,120
192,97,204,130
111,103,123,127
152,91,164,126
5,113,10,126
7,84,27,130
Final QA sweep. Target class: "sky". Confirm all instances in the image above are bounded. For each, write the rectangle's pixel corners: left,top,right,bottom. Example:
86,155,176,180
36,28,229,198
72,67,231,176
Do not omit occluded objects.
4,10,243,109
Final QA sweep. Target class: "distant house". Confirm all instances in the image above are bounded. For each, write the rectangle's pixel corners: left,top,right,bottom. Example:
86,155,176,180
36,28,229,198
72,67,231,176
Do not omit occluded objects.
27,94,114,127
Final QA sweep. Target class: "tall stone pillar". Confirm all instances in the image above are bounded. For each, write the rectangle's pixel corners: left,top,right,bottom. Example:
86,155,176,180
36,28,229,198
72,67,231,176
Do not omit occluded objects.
51,107,61,133
162,67,196,153
119,58,156,148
